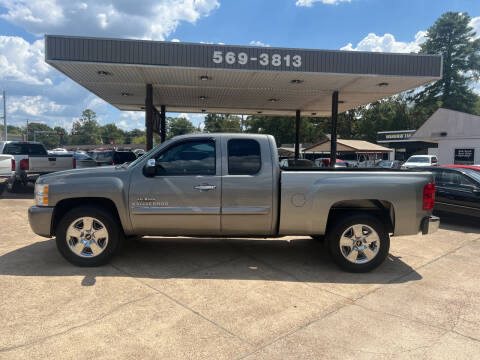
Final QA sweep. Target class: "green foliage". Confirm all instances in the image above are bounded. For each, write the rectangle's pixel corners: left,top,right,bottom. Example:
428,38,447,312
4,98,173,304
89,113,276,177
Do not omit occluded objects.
415,12,480,114
167,117,195,139
70,109,102,145
244,116,324,145
204,114,242,133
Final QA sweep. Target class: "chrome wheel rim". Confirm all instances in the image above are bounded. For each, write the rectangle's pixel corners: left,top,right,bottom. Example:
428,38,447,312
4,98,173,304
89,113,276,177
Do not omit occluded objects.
339,224,380,264
66,217,109,258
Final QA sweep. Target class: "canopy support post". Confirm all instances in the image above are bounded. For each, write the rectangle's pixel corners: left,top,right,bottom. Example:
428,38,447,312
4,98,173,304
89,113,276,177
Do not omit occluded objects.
295,109,301,159
145,84,153,151
160,105,166,143
330,91,338,167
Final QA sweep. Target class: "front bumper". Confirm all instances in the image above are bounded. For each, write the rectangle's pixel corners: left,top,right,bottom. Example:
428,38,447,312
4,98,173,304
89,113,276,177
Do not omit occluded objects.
421,215,440,235
28,206,54,238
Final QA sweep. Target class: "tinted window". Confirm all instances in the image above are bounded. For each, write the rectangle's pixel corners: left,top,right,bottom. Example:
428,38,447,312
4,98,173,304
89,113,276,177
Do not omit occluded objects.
113,151,136,164
91,151,113,162
437,170,475,187
3,143,47,156
228,139,261,175
74,153,93,160
155,140,215,176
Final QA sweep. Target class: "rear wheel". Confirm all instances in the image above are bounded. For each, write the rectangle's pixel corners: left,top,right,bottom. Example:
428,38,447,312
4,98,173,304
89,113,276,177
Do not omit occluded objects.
7,178,20,193
55,206,123,266
326,213,390,272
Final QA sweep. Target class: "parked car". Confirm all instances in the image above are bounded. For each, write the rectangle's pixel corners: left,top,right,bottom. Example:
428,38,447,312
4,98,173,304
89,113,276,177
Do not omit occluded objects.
0,154,13,178
377,160,403,169
314,158,346,168
443,164,480,172
401,155,438,169
73,152,97,168
410,166,480,219
88,150,137,166
0,141,75,192
49,148,68,154
133,149,146,158
280,158,317,168
28,134,438,272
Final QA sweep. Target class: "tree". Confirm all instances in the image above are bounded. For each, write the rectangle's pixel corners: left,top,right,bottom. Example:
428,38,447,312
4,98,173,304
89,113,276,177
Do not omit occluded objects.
204,114,242,133
244,116,324,146
414,12,480,114
71,109,101,145
99,123,125,145
167,117,195,139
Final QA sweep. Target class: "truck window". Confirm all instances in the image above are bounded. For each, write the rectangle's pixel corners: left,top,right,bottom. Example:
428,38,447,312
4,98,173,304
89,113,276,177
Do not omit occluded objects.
155,140,215,176
228,139,261,175
3,143,47,156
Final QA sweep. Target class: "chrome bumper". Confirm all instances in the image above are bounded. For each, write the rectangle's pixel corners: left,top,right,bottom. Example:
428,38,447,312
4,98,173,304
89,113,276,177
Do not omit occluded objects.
28,206,54,238
421,215,440,235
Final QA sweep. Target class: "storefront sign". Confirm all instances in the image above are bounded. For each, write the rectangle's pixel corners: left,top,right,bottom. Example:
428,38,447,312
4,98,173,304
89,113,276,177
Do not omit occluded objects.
377,130,416,143
454,148,475,165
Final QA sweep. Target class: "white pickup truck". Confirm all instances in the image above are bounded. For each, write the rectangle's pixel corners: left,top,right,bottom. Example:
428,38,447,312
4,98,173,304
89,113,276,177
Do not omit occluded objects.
0,141,75,192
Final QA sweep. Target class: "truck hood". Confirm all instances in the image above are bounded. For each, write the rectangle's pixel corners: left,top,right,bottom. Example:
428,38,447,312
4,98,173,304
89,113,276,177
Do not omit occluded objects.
36,165,128,184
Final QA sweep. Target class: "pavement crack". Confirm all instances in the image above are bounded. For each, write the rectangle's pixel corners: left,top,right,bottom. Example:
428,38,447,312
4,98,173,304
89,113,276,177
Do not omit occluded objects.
109,262,253,346
0,292,157,353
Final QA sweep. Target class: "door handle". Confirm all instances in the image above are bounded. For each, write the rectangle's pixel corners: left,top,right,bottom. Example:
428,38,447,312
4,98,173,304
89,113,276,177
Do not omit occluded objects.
194,184,216,191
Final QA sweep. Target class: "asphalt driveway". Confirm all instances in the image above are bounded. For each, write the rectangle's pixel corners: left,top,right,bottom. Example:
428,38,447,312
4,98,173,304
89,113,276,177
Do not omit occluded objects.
1,182,480,359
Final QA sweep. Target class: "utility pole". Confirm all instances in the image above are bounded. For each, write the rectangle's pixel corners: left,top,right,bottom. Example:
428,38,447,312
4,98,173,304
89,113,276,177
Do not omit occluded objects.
26,119,29,141
2,90,6,141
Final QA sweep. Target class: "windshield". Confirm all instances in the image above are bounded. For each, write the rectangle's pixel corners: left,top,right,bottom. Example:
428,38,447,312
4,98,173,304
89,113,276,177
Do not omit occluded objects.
407,156,430,163
463,170,480,184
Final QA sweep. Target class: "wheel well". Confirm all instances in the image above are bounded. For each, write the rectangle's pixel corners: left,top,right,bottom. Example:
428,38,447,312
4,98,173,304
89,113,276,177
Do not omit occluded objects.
326,199,395,233
51,197,122,236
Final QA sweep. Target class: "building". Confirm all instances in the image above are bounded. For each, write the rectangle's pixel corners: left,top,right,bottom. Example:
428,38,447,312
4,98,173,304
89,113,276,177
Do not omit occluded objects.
409,108,480,165
377,130,436,161
303,139,392,165
44,35,442,164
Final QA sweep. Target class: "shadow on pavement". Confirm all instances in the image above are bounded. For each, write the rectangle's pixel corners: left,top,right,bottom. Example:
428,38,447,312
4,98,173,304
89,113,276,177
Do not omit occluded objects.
437,212,480,235
0,180,34,200
0,236,421,285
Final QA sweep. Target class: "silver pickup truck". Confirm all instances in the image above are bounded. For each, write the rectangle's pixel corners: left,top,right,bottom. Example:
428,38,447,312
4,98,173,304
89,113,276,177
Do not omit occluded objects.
0,141,75,192
28,134,439,272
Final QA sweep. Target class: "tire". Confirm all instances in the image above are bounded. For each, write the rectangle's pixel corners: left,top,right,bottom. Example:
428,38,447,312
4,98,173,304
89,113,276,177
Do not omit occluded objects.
7,178,20,193
326,213,390,273
55,206,124,266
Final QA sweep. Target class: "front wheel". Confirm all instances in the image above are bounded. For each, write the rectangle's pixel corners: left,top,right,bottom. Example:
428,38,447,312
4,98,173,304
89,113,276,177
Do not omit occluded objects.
55,206,123,266
326,214,390,273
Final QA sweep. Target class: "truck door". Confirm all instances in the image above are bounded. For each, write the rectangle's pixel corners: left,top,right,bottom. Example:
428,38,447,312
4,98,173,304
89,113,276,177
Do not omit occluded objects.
220,137,274,236
129,138,222,235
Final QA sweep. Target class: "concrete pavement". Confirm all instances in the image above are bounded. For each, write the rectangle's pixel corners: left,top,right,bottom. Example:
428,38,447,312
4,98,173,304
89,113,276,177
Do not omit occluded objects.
1,181,479,359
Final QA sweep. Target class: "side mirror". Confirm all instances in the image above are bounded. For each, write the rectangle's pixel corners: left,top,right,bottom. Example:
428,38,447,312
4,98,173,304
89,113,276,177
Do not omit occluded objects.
144,158,156,177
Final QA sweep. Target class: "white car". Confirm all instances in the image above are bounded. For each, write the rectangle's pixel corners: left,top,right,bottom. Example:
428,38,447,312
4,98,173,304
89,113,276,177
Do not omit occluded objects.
0,154,13,178
401,155,438,169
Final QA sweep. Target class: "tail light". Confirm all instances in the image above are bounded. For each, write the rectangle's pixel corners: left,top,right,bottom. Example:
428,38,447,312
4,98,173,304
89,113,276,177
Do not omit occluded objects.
423,182,435,210
20,158,29,171
111,161,115,165
11,159,15,171
97,162,102,166
73,158,77,169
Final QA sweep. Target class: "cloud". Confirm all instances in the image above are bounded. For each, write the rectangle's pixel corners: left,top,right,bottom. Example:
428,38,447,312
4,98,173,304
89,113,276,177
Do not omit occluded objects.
0,36,53,86
296,0,351,7
340,31,426,53
249,40,270,47
0,0,220,40
470,16,480,39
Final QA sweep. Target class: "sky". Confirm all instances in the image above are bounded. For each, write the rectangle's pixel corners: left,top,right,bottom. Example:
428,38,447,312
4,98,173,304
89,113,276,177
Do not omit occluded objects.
0,0,479,131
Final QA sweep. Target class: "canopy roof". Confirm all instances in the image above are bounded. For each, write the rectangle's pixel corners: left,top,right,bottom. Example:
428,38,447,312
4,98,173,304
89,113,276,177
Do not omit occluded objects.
45,35,442,117
305,139,393,153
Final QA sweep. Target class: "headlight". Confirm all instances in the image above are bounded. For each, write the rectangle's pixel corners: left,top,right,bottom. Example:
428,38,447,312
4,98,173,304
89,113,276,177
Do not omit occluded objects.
35,184,49,206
